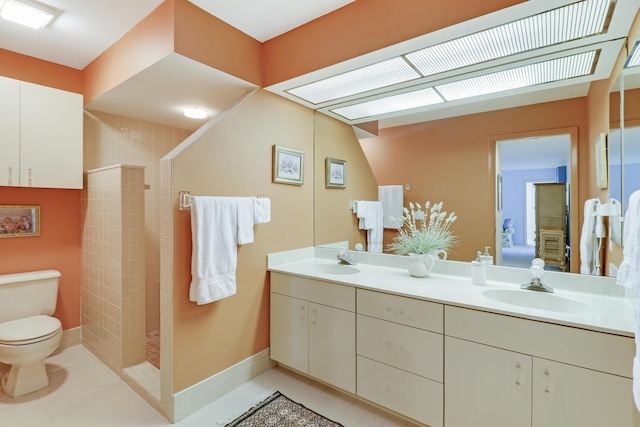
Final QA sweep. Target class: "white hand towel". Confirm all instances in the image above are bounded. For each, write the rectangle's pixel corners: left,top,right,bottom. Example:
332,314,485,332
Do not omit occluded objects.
618,190,640,290
236,197,255,245
579,198,599,274
378,185,404,229
252,197,271,224
189,196,238,305
367,202,384,253
355,201,383,253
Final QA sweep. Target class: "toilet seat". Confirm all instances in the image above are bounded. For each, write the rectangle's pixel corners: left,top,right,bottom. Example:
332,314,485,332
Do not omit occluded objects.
0,315,61,345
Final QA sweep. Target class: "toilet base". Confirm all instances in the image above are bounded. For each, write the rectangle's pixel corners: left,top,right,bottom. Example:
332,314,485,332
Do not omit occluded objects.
1,360,49,397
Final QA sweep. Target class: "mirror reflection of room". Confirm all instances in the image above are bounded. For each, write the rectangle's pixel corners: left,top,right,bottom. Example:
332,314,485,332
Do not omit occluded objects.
497,135,571,271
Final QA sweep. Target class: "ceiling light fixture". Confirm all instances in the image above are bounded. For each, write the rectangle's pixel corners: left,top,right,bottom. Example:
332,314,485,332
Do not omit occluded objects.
331,88,444,121
287,0,612,106
0,0,55,30
329,50,598,121
184,107,208,119
625,40,640,68
436,50,597,101
287,57,421,105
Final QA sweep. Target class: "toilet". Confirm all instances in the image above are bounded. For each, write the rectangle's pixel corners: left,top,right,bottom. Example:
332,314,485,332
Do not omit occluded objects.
0,270,63,397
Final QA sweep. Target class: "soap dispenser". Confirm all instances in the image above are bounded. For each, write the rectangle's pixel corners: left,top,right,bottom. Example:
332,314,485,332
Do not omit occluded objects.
479,246,493,265
470,252,487,286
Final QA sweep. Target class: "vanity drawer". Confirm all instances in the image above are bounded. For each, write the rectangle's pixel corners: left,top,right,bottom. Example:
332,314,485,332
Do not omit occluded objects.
357,289,443,333
357,314,443,382
445,305,634,378
271,272,355,311
357,356,443,427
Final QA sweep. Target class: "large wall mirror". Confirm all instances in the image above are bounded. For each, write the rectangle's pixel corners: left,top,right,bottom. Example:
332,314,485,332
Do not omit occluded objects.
609,39,640,268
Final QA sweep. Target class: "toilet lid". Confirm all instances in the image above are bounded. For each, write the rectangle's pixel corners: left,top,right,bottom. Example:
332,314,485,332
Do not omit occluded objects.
0,315,61,344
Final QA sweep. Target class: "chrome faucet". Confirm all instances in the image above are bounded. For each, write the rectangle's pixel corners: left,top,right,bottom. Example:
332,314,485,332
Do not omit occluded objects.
521,258,554,293
337,249,357,265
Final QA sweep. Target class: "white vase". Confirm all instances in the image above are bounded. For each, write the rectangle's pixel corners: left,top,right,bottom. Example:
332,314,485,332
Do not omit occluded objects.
408,253,435,278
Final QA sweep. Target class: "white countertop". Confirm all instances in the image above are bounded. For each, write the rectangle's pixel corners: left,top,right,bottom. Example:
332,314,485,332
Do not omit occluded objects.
268,247,635,337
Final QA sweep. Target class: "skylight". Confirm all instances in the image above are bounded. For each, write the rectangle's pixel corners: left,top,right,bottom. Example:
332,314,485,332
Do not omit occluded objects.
330,50,598,121
286,0,612,106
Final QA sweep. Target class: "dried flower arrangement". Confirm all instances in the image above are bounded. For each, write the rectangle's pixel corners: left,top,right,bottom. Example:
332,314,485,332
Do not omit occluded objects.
388,201,459,255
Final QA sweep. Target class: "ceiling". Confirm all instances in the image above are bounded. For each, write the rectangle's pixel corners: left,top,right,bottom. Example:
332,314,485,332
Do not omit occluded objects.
0,0,638,133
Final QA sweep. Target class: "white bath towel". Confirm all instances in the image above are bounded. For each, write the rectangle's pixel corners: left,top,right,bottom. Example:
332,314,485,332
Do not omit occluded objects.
378,185,404,229
579,198,600,275
189,196,238,305
356,201,384,253
236,197,255,245
252,197,271,224
617,191,640,411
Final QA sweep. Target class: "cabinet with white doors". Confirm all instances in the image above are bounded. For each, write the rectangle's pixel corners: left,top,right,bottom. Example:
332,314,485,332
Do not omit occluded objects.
356,289,444,427
444,306,640,427
0,76,83,189
270,272,355,393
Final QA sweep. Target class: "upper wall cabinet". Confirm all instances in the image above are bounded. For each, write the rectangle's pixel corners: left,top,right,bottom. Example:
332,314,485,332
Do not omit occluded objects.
0,76,83,189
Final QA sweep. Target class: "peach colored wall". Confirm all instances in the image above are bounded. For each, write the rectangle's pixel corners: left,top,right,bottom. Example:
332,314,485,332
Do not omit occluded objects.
0,48,82,93
360,98,588,268
0,187,81,330
82,0,174,104
314,112,378,248
171,90,314,392
262,0,524,86
173,0,261,86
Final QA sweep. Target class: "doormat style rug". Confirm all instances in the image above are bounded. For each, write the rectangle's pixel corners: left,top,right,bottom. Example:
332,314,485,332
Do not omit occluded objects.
225,391,344,426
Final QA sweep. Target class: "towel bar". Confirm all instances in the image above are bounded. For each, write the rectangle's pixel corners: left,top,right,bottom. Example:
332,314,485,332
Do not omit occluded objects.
179,191,267,211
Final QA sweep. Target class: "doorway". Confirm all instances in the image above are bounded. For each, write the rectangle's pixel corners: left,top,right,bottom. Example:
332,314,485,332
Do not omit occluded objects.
495,134,571,270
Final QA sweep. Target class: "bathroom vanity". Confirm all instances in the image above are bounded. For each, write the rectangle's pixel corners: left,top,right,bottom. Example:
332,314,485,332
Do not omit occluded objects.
268,247,639,427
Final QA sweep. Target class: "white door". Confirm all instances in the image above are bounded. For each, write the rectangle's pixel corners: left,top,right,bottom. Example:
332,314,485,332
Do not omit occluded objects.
308,302,355,393
270,293,308,373
532,358,640,427
445,337,532,427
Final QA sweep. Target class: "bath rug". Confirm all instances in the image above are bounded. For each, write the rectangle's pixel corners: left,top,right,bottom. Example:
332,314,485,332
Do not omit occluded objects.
224,391,344,427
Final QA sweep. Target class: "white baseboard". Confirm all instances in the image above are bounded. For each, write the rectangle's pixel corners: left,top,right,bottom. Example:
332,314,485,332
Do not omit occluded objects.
172,348,275,421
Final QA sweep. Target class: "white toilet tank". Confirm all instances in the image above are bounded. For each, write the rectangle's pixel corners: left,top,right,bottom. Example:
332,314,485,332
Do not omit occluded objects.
0,270,61,324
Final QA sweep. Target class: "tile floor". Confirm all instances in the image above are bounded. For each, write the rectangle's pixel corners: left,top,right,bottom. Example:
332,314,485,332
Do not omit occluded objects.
0,345,422,427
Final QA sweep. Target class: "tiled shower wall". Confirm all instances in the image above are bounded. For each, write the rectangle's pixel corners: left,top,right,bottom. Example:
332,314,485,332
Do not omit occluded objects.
81,165,146,371
83,110,191,333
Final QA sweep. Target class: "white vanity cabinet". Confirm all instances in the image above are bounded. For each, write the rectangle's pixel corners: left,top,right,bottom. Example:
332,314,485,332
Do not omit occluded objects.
0,76,83,189
270,272,356,393
356,289,444,427
444,306,640,427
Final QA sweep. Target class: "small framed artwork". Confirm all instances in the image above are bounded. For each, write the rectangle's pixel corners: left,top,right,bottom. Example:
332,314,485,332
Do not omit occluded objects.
0,205,40,238
273,145,304,185
595,132,608,189
326,157,347,188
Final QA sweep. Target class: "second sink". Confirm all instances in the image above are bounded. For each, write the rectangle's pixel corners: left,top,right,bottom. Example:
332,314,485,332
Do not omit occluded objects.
303,264,361,275
482,289,594,314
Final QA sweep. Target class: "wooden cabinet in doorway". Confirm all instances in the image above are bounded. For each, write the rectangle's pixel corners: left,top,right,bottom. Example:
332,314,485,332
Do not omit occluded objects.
534,183,568,271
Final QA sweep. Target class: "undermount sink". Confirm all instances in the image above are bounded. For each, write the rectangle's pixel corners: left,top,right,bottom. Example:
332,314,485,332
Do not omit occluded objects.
482,289,594,314
303,264,360,275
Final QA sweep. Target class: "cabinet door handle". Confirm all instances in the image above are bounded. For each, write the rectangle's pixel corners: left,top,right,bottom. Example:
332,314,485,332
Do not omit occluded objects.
28,168,32,186
386,341,406,353
7,167,12,186
299,305,306,322
515,362,522,391
385,306,405,316
544,369,551,398
385,385,405,399
310,308,317,326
